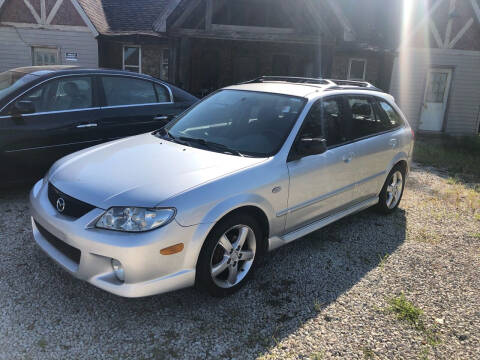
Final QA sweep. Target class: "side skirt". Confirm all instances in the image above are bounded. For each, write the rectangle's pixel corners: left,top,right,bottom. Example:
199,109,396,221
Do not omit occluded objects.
268,197,379,251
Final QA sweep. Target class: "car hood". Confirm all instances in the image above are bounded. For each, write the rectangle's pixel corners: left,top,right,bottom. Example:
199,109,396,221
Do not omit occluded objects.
49,134,267,209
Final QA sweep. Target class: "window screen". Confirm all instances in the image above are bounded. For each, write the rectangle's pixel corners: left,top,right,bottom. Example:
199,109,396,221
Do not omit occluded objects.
348,59,366,80
123,46,141,73
32,47,58,66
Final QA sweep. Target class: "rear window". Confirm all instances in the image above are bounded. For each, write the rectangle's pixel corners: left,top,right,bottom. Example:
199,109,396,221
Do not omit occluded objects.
101,76,158,106
376,100,404,129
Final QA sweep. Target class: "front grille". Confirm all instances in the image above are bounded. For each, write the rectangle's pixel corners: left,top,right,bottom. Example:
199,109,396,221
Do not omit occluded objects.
48,183,95,219
34,221,81,264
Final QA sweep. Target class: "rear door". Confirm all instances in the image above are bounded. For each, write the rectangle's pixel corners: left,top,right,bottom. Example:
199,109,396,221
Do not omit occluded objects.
285,96,358,232
98,75,184,142
345,95,401,201
0,75,102,181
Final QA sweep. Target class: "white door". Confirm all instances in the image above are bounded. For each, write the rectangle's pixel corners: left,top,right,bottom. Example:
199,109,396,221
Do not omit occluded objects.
419,68,452,131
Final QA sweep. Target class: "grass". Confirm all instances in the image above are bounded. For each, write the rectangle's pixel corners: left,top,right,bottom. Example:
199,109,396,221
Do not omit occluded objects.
388,293,423,328
310,351,324,360
387,294,442,348
362,346,375,359
378,253,389,270
413,135,480,181
313,299,324,313
36,338,47,349
415,228,439,244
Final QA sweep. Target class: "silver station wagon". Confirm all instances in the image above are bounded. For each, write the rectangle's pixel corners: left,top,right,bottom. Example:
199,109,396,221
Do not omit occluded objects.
30,77,414,297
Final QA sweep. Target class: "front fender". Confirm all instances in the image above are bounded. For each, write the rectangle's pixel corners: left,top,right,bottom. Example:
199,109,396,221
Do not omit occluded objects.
176,193,283,271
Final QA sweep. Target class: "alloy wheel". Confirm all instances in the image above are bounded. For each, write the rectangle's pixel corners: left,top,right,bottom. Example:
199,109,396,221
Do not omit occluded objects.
210,224,256,288
386,170,403,209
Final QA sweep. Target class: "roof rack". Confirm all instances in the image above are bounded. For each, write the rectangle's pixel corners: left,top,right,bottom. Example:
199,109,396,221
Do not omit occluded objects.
240,76,384,93
241,76,335,85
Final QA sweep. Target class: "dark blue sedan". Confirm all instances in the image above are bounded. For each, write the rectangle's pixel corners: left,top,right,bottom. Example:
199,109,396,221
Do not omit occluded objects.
0,66,197,184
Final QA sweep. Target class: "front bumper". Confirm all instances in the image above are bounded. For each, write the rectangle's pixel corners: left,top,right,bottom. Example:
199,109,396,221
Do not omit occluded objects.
29,180,202,298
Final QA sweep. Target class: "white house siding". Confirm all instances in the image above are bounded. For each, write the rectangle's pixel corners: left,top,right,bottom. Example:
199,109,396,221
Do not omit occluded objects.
0,26,98,72
390,49,480,135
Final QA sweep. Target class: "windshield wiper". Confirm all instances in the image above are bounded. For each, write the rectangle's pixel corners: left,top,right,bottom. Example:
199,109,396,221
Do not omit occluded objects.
178,136,244,157
154,128,188,145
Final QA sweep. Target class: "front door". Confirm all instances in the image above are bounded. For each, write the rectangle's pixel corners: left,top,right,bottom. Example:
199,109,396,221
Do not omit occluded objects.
0,75,102,181
285,96,358,233
419,68,452,132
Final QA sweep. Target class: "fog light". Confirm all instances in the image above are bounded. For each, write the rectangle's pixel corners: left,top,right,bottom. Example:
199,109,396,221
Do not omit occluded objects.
111,259,125,282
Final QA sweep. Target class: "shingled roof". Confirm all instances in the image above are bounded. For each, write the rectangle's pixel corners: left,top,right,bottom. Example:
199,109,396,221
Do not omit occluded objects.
77,0,169,36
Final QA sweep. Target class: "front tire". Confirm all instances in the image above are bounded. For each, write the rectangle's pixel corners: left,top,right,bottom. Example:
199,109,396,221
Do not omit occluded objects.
196,213,265,297
375,165,406,214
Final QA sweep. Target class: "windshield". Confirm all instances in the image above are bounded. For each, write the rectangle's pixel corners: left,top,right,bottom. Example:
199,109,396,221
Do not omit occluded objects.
163,89,306,157
0,71,39,99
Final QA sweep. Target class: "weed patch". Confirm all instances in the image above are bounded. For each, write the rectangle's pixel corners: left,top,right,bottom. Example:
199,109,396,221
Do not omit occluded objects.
387,294,442,350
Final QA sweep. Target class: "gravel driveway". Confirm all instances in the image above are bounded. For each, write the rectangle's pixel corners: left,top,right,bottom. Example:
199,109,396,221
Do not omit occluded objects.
0,164,478,360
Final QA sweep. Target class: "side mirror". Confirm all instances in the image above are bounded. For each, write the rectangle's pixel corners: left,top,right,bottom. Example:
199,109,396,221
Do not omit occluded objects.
11,100,35,116
293,137,327,160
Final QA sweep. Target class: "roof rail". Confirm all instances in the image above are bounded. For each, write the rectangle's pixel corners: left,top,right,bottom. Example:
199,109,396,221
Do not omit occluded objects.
241,76,335,85
324,79,384,92
239,76,385,93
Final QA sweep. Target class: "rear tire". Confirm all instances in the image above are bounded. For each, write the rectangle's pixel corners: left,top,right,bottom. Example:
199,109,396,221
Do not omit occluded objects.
375,165,406,214
196,213,265,297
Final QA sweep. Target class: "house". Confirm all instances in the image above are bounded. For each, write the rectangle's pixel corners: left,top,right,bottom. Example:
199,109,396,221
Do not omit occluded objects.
74,0,399,95
77,0,171,81
0,0,98,71
1,0,478,135
389,0,480,135
0,0,397,92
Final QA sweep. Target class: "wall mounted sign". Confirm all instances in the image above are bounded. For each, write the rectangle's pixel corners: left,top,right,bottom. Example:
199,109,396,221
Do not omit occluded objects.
65,52,78,61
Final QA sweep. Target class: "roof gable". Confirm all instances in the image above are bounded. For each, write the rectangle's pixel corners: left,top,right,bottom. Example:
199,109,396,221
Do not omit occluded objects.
405,0,480,51
0,0,98,35
77,0,169,35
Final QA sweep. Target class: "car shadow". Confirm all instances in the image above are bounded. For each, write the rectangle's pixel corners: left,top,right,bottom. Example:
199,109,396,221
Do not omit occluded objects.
13,197,407,359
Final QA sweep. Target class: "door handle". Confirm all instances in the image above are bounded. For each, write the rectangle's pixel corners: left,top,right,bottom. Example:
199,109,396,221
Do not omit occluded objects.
342,152,354,163
153,115,169,121
76,123,97,128
389,138,398,148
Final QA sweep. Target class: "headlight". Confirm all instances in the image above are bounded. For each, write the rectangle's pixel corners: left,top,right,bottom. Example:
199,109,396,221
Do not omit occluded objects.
96,207,176,232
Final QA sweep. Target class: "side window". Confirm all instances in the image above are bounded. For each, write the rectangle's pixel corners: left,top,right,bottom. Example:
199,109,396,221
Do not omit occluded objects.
377,100,404,129
101,76,157,106
347,96,383,139
154,83,171,102
11,76,93,114
298,101,323,139
321,96,348,147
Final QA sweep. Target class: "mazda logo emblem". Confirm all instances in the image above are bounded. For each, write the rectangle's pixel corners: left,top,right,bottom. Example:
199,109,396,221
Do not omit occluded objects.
56,197,66,213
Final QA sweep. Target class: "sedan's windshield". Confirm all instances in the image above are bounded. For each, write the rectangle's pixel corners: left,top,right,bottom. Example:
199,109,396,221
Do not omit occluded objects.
0,70,39,99
163,89,306,157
